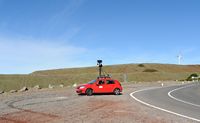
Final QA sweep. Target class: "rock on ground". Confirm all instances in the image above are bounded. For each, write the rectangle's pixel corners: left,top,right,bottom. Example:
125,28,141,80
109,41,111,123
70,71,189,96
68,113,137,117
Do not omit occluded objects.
48,84,54,89
73,83,77,87
19,87,28,92
9,90,17,93
0,90,4,94
59,84,64,88
34,85,41,89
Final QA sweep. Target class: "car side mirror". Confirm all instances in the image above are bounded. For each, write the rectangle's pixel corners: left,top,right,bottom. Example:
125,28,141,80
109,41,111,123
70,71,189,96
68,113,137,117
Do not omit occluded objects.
96,83,99,86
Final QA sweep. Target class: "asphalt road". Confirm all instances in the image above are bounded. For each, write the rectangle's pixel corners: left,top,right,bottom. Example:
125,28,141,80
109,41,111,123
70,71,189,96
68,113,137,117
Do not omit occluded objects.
130,82,200,122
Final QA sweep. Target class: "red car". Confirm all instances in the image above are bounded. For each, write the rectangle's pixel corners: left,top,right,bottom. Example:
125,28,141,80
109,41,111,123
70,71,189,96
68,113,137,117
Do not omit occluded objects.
76,77,123,96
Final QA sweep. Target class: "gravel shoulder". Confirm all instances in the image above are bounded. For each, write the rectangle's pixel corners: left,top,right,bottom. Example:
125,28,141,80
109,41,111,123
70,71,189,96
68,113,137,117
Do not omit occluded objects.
0,81,195,123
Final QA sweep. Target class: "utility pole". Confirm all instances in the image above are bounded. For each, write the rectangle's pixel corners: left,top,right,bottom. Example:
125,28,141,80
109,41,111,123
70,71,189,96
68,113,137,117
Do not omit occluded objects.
123,73,127,82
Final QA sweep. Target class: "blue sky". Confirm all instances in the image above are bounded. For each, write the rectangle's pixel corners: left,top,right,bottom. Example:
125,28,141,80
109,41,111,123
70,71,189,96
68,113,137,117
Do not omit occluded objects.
0,0,200,74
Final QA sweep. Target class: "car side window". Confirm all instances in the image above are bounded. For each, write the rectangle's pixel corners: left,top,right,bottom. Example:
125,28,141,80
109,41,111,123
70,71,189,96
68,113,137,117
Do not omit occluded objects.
98,80,104,85
106,80,115,84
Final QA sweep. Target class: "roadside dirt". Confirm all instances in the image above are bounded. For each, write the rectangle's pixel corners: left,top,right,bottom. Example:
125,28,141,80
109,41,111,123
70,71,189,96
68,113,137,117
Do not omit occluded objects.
0,81,196,123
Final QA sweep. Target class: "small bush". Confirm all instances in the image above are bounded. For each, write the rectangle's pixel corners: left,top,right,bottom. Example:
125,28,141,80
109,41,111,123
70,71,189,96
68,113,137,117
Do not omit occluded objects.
143,69,158,72
186,73,198,81
138,64,145,67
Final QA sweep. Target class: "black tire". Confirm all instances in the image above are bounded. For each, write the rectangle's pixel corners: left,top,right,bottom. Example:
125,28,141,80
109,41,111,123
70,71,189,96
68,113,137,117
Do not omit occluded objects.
86,89,93,96
113,88,120,95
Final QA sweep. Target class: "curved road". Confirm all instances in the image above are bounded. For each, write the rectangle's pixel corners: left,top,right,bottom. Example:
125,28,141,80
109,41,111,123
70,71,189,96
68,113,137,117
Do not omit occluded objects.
130,83,200,122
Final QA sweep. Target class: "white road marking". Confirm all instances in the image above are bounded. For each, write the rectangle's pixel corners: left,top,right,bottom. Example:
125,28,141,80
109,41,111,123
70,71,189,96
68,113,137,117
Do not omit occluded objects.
130,87,200,122
168,84,200,108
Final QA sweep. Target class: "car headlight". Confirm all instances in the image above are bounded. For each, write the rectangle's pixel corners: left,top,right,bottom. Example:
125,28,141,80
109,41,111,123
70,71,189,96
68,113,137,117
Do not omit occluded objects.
79,86,85,89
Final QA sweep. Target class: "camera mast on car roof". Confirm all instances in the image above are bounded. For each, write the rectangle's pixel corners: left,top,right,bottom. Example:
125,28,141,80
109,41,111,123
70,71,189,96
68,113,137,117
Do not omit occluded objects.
97,60,110,78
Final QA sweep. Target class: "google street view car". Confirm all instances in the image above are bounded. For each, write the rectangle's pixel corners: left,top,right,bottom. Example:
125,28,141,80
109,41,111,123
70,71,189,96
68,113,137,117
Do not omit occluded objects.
76,60,123,96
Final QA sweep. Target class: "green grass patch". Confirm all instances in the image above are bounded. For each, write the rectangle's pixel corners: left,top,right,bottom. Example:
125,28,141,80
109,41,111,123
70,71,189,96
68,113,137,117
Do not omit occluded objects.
143,69,158,72
138,64,145,67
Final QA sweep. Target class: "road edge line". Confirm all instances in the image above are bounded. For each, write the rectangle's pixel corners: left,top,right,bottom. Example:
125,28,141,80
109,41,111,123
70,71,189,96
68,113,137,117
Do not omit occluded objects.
168,84,200,108
130,88,200,122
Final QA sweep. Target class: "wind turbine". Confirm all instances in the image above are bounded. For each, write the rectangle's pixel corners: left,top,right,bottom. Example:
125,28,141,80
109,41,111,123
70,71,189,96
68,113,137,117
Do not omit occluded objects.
177,53,182,65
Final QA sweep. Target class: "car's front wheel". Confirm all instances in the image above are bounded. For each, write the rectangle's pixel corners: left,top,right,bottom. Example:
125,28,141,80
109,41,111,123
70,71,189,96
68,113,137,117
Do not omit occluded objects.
86,89,93,96
113,88,120,95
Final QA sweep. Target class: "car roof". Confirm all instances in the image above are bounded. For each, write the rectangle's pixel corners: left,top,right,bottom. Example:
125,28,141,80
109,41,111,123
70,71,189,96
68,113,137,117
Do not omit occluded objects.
97,77,114,80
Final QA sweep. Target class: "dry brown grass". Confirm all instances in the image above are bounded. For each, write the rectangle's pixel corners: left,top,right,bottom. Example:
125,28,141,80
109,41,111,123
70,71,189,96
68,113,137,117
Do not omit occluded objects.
32,63,200,82
1,63,200,92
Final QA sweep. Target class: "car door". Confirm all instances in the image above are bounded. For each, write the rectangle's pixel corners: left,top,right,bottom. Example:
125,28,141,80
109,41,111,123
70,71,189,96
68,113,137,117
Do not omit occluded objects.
94,80,106,93
104,79,116,93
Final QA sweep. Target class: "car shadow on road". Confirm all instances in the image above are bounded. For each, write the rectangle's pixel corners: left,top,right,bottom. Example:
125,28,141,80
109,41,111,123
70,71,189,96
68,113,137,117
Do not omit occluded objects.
78,93,123,96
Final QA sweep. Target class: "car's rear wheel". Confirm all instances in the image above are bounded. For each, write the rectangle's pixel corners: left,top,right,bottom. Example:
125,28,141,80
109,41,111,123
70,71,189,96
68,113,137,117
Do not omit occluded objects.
113,88,120,95
86,89,93,96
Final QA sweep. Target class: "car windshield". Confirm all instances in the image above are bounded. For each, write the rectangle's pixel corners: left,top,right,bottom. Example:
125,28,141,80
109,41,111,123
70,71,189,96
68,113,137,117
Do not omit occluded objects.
88,80,96,84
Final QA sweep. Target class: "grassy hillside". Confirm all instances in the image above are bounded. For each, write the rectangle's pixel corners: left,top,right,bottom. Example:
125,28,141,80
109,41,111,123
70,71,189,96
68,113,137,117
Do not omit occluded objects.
1,63,200,91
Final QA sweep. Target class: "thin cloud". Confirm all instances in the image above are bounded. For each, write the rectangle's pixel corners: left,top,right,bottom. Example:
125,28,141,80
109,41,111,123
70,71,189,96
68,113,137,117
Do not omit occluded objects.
0,38,86,73
46,0,86,34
